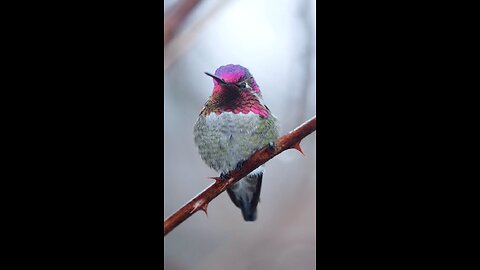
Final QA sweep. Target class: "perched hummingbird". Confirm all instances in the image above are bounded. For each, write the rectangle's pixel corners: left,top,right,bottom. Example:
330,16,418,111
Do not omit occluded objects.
193,64,279,221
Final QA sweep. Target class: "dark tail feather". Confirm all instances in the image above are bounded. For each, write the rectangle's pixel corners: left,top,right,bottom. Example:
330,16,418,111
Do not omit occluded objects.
226,173,263,222
240,202,257,221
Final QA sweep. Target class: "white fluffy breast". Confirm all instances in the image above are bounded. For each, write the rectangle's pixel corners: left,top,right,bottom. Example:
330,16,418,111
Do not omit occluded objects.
194,111,264,173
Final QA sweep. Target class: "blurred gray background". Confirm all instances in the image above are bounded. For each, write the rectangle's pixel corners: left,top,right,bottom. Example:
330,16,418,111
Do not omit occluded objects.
164,0,316,269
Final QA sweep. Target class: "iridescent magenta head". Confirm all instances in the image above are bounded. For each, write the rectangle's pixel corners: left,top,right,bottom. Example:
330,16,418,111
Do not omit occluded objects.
203,64,269,117
205,64,261,94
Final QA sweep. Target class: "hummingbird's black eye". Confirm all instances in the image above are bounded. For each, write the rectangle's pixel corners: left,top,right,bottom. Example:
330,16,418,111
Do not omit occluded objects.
238,82,247,89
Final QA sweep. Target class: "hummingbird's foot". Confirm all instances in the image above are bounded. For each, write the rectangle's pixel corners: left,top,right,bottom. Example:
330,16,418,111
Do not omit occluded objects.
268,141,276,152
235,160,246,170
220,172,231,180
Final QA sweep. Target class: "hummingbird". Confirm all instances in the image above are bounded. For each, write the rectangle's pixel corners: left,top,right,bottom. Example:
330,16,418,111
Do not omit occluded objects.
193,64,279,221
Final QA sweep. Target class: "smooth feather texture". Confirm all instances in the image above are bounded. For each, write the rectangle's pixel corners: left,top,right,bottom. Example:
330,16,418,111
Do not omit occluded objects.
227,173,263,221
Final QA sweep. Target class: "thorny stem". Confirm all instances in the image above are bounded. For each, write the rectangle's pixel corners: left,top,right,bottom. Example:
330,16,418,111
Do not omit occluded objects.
164,116,316,236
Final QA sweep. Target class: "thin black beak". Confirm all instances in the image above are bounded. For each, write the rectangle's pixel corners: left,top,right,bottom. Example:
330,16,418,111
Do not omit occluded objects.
204,72,226,84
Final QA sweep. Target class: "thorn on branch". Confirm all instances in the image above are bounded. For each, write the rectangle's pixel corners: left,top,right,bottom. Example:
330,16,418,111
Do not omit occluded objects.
292,141,305,156
200,203,208,216
209,176,223,183
164,116,316,237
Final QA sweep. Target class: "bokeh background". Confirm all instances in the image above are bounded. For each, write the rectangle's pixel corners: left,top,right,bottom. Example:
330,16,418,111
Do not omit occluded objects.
164,0,316,269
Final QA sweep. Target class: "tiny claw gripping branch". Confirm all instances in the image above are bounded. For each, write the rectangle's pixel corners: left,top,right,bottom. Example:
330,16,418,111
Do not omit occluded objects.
268,141,276,152
220,172,231,180
164,116,316,236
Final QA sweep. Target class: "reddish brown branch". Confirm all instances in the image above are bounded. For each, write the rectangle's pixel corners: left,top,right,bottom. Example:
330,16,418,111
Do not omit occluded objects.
164,0,202,47
164,116,317,236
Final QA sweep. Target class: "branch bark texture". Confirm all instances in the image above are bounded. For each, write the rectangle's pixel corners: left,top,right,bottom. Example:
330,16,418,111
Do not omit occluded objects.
164,0,201,47
164,116,317,236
